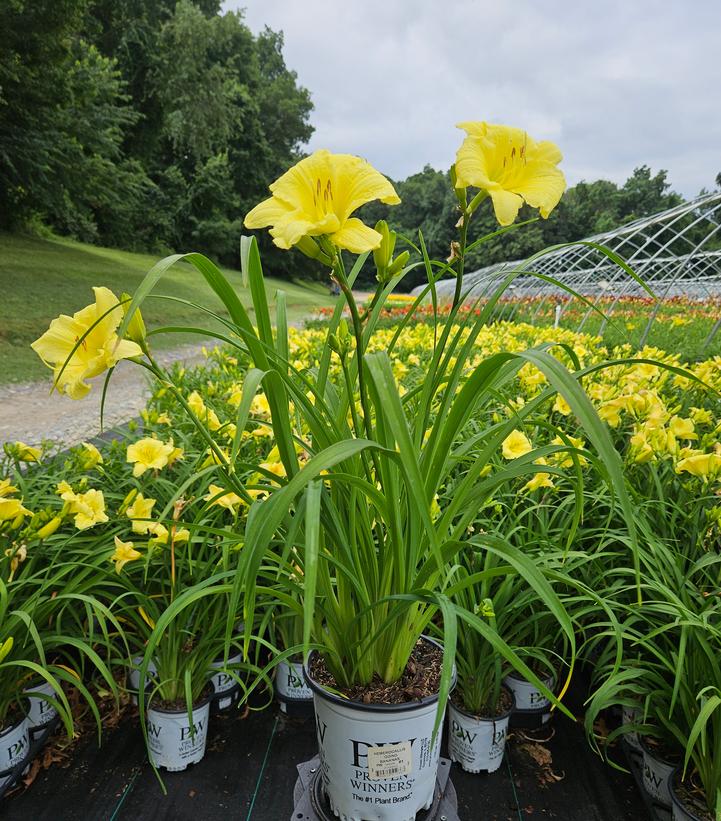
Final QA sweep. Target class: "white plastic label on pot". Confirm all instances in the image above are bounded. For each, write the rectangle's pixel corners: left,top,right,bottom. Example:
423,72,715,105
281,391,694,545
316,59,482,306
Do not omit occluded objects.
276,659,312,708
642,745,675,807
447,702,510,774
0,717,30,789
146,699,211,772
311,690,444,821
621,705,643,752
209,652,243,710
26,681,59,729
504,671,554,715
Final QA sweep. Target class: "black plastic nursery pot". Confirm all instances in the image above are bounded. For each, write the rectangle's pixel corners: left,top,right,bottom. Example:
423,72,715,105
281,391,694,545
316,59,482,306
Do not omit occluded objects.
145,686,214,772
303,637,455,821
669,767,713,821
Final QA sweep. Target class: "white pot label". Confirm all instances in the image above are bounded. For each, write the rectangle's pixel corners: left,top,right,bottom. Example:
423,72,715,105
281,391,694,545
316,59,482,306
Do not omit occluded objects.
210,652,243,695
276,660,312,702
26,682,58,728
0,719,30,788
367,741,412,781
642,748,674,807
504,673,554,712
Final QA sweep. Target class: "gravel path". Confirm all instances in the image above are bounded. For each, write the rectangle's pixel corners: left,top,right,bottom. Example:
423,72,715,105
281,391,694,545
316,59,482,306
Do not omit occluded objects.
0,343,213,449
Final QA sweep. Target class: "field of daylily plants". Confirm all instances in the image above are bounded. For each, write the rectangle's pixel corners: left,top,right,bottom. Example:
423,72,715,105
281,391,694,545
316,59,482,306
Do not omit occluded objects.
2,122,721,821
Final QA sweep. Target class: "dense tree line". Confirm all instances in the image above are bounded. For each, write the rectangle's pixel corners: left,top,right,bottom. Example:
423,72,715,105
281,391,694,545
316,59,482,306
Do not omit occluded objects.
0,0,314,273
1,1,716,284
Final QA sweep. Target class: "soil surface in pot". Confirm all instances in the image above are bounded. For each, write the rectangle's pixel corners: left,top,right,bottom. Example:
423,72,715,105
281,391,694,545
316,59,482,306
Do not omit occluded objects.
2,702,25,731
450,686,512,719
310,639,442,704
642,734,682,765
672,770,714,821
149,684,212,712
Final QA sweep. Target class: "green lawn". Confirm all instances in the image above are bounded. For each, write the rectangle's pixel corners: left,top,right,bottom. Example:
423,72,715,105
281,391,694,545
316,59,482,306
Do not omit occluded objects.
0,233,334,384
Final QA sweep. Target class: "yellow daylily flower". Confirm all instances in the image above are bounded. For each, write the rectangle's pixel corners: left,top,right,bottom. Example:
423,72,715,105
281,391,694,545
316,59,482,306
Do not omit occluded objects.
454,122,566,226
79,441,104,470
57,480,76,501
204,484,243,513
629,431,655,464
690,407,713,426
0,498,32,522
502,430,533,460
0,479,18,498
553,395,571,416
148,523,169,544
126,437,175,477
110,536,142,574
12,442,42,462
70,489,109,530
523,472,554,492
668,416,697,440
676,452,721,479
244,149,400,253
31,287,143,399
126,493,157,534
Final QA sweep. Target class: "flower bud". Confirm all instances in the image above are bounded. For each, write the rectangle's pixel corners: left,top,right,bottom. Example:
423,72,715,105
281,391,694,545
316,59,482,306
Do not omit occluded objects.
373,220,396,274
387,250,410,276
450,164,467,208
295,235,333,266
121,293,146,347
36,515,63,540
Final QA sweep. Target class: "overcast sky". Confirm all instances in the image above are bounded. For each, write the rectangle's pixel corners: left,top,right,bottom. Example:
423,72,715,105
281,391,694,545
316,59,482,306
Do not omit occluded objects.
224,0,720,197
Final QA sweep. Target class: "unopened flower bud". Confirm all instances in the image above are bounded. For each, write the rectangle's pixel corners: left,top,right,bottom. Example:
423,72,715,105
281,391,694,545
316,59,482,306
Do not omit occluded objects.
373,220,396,273
36,515,63,539
388,251,410,276
121,293,146,347
295,235,332,266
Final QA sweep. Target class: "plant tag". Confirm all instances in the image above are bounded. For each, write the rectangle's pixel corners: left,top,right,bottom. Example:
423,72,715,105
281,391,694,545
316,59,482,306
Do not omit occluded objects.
366,741,412,780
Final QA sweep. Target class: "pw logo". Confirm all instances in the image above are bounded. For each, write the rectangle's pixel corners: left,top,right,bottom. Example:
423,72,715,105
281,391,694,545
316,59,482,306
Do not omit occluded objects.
7,735,28,761
450,720,477,744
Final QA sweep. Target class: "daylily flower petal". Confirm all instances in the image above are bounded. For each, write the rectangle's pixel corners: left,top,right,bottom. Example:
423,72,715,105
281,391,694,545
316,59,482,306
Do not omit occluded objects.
330,218,383,254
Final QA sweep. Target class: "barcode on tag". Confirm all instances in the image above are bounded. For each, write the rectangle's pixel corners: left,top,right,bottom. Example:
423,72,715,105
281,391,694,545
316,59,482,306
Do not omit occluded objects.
366,741,412,781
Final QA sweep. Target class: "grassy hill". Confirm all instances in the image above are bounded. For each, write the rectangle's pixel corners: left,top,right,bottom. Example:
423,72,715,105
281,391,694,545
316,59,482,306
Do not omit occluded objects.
0,233,334,384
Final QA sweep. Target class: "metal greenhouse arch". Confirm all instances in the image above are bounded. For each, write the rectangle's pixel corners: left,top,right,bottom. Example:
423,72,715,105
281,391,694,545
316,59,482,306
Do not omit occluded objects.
419,191,721,351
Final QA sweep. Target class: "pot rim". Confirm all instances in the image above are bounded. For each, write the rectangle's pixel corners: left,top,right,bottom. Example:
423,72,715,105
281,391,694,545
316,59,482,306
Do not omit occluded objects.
505,668,556,685
148,684,214,716
304,635,455,714
448,686,516,722
639,733,682,767
668,765,710,821
210,649,244,667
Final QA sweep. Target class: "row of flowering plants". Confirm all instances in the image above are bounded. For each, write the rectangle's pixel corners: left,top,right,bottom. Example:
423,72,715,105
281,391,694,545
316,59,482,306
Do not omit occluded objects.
0,120,719,818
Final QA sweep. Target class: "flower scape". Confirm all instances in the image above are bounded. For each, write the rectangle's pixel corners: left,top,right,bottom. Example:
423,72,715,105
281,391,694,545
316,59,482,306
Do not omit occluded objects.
2,121,721,818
